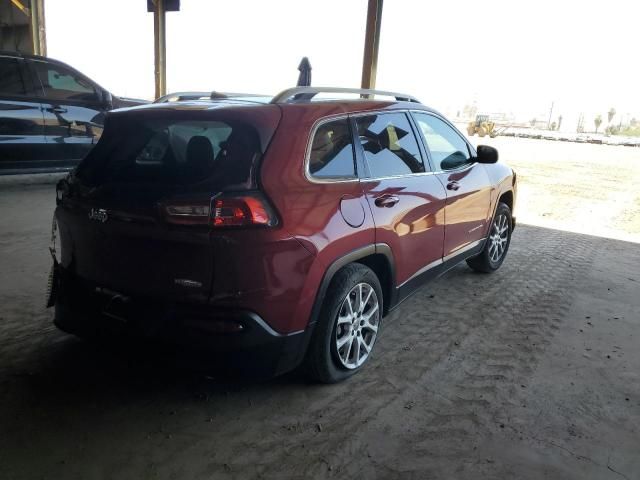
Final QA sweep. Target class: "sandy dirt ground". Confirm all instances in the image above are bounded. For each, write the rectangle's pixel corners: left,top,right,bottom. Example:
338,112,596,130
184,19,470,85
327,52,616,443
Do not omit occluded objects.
0,139,639,480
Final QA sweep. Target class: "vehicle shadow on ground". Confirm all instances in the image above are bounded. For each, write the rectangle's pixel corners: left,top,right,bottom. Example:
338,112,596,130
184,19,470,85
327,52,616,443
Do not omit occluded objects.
20,332,308,396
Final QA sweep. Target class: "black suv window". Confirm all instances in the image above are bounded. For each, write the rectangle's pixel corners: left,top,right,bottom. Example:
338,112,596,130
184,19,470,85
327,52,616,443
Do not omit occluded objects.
413,113,471,171
32,61,99,103
0,57,26,96
309,118,356,179
356,112,425,178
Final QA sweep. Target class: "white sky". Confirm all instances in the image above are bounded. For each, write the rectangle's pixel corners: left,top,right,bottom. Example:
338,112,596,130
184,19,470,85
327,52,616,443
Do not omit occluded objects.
46,0,639,130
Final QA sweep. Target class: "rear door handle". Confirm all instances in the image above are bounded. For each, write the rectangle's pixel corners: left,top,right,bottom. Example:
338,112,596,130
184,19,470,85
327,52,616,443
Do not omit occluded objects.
447,181,460,191
374,194,399,208
46,107,68,114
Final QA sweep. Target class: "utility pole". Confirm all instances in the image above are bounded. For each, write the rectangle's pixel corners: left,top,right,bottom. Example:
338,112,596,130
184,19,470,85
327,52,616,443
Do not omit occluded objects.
361,0,383,91
547,101,554,130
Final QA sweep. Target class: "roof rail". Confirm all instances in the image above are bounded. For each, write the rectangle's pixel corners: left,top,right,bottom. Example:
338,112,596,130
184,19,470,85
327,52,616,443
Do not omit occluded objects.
154,92,211,103
154,91,269,104
210,91,267,99
270,87,420,104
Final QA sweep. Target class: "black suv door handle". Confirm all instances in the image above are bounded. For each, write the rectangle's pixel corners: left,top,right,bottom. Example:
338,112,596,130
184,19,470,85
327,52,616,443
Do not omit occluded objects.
447,181,460,191
374,194,399,208
46,107,68,114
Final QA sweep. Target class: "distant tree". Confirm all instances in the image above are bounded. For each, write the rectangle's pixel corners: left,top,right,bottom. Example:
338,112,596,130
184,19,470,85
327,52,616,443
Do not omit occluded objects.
550,121,557,131
608,108,616,124
557,115,563,131
530,118,537,127
606,125,620,135
594,115,603,133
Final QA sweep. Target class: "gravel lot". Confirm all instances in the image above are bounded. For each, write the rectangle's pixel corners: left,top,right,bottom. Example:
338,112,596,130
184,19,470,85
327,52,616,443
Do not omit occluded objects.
1,139,639,479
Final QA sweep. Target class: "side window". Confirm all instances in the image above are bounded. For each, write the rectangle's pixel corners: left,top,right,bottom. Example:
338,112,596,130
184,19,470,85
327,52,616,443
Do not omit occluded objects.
413,113,471,171
309,118,356,179
32,61,99,103
0,58,27,96
355,112,425,178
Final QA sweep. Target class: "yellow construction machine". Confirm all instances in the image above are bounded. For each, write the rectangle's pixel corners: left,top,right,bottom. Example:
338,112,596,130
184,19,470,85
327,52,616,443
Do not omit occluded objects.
467,114,498,138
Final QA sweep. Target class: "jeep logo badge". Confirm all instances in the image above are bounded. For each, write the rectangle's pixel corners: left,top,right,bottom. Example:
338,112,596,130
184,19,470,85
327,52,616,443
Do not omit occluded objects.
88,208,108,223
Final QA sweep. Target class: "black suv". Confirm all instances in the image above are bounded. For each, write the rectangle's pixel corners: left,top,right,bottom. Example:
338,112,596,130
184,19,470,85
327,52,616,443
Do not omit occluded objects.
0,52,146,173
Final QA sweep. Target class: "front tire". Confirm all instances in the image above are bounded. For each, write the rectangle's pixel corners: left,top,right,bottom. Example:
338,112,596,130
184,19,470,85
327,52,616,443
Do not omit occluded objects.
467,202,512,273
305,264,382,383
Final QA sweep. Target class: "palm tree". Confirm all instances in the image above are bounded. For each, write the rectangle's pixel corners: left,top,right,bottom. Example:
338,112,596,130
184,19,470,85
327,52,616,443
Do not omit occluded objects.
608,108,616,124
594,115,603,133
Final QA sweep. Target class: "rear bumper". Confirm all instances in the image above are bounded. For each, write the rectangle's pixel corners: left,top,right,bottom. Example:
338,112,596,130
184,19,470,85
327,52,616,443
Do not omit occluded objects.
53,270,312,376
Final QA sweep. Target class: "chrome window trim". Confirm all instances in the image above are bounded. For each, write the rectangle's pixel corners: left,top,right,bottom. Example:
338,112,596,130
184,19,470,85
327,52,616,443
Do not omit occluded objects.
410,109,478,175
359,171,438,183
351,110,430,179
304,108,445,184
303,113,361,185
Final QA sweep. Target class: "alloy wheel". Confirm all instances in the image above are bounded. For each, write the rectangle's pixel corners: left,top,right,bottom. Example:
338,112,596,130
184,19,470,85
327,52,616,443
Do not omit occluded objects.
334,283,380,369
488,213,509,263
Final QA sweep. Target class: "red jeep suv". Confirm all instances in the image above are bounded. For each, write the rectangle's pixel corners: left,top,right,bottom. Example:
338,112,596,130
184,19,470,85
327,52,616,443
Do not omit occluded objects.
50,87,516,383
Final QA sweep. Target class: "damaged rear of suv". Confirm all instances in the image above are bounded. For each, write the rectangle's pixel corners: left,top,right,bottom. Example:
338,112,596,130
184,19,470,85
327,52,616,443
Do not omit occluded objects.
50,87,516,382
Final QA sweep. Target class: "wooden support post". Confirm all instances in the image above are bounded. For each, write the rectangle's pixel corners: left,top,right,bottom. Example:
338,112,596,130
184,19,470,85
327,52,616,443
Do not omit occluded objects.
29,0,47,56
153,0,167,99
361,0,383,90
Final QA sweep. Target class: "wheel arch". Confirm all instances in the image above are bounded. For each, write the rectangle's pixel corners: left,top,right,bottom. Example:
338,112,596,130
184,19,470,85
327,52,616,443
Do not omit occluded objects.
354,250,395,316
309,244,396,327
498,189,514,212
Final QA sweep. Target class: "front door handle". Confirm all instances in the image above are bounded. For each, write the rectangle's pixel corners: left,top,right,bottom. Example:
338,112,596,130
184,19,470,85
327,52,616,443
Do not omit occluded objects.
374,194,399,208
447,181,460,191
46,107,68,114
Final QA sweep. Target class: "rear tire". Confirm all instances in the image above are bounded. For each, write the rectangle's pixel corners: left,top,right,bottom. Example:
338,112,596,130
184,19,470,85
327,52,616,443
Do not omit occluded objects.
467,202,512,273
305,264,383,383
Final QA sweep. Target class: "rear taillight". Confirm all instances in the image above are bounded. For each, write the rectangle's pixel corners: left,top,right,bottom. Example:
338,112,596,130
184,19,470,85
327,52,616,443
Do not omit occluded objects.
164,202,211,226
212,195,274,227
163,192,277,228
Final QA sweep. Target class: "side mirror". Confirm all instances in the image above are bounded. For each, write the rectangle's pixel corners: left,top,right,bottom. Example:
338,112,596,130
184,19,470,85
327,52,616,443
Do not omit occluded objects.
476,145,498,164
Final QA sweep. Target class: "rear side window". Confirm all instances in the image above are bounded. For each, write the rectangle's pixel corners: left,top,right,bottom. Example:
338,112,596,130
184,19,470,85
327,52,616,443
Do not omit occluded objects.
309,118,356,179
32,61,99,103
413,113,471,171
0,58,26,96
355,112,425,178
78,118,261,190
